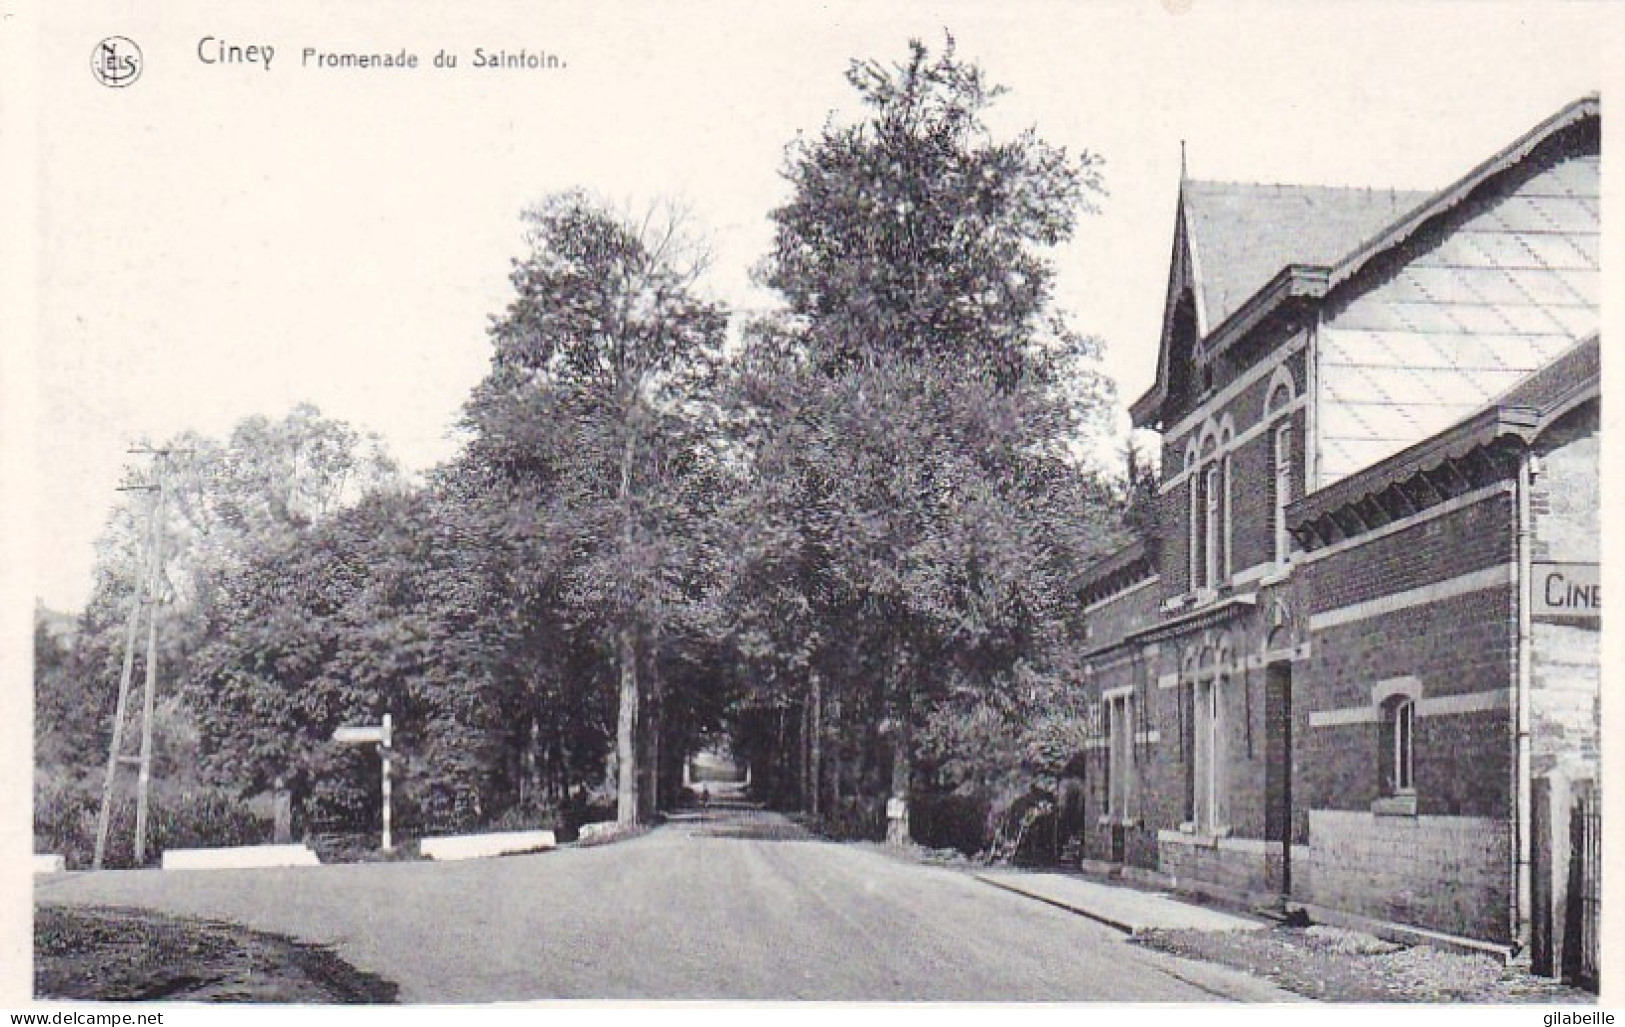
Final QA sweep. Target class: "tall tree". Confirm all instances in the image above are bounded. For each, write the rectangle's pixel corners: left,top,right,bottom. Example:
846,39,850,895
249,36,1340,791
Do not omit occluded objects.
735,36,1120,840
465,192,728,825
37,406,401,778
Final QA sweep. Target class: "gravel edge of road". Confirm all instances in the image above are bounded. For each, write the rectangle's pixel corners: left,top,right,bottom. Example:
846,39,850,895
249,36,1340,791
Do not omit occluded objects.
34,904,400,1004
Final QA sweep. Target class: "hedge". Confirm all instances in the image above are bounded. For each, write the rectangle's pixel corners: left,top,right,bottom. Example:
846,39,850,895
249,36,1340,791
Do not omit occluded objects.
35,777,269,870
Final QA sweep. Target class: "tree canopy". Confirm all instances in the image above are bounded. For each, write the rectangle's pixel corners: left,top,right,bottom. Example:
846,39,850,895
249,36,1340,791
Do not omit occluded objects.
40,37,1135,856
725,35,1123,838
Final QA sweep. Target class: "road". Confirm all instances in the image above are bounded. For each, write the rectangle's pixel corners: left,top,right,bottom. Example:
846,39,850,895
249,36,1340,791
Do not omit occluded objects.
36,807,1294,1002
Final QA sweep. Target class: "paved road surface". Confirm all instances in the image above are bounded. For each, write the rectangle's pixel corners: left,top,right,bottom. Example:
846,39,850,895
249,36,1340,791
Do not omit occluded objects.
36,808,1294,1002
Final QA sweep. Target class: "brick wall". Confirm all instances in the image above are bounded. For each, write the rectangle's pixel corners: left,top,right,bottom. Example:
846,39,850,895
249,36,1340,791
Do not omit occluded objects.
1530,407,1598,564
1085,578,1161,649
1307,810,1512,941
1158,832,1271,900
1157,346,1307,598
1298,491,1514,615
1297,494,1516,819
1529,405,1601,786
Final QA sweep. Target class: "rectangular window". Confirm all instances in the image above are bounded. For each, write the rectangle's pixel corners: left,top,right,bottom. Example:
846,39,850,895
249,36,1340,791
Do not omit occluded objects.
1193,678,1225,832
1188,473,1201,590
1204,465,1221,587
1107,693,1135,820
1393,699,1414,793
1274,424,1293,563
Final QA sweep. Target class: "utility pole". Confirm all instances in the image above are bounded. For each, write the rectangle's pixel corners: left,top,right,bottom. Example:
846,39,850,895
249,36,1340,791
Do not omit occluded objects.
92,447,178,870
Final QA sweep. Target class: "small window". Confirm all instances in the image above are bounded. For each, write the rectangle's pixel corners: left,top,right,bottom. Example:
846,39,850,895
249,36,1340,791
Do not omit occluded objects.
1204,464,1222,586
1188,472,1202,590
1273,424,1293,563
1382,697,1416,795
1393,699,1414,792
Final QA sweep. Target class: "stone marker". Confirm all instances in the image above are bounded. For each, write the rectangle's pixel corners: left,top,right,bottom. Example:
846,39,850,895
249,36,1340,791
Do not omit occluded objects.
32,854,65,874
273,781,293,845
420,829,557,861
161,844,321,869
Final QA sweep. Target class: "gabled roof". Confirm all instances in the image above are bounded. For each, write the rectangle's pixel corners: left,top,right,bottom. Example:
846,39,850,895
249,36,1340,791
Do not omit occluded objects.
1130,94,1600,431
1182,182,1430,335
1130,182,1428,428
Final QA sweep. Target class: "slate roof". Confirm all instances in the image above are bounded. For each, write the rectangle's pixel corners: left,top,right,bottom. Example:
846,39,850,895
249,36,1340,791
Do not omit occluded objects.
1487,332,1599,415
1316,125,1599,483
1182,182,1431,334
1290,333,1599,533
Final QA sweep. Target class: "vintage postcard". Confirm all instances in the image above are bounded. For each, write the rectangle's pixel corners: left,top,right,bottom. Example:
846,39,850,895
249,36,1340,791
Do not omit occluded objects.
2,0,1618,1017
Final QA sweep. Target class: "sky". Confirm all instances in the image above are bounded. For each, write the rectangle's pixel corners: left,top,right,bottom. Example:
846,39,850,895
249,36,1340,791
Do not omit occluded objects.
15,0,1617,612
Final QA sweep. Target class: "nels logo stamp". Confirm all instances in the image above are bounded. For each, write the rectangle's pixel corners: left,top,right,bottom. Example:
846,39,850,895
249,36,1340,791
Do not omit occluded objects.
91,36,143,88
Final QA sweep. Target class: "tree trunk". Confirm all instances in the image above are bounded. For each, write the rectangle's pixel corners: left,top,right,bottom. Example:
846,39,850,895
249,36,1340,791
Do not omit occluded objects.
886,710,912,846
809,672,823,817
798,697,811,812
637,625,662,822
615,398,641,826
615,624,639,825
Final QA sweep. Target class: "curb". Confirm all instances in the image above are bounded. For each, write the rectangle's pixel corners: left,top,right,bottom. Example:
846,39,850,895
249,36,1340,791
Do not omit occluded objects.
973,873,1138,935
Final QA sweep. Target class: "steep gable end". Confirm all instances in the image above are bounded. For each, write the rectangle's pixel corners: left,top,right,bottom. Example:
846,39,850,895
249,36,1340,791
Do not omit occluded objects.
1131,181,1429,429
1184,182,1430,333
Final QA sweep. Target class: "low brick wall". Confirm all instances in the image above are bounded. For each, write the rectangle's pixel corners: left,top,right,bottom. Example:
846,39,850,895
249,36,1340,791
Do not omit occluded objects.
1306,809,1510,942
1157,831,1271,902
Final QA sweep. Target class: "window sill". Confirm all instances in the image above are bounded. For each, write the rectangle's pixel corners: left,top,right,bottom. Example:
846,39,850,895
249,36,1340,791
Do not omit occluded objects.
1259,563,1294,587
1161,593,1199,614
1098,815,1139,828
1166,824,1232,848
1372,794,1417,817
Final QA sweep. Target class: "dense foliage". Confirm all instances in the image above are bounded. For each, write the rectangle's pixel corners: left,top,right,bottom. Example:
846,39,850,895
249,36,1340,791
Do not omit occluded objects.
37,37,1132,857
726,36,1122,842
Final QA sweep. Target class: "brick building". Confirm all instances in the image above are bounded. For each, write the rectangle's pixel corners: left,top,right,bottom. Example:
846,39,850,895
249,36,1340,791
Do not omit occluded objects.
1075,97,1599,966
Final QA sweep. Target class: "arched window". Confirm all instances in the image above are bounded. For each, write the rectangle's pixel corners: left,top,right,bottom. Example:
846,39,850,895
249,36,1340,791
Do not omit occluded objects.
1188,429,1223,591
1204,463,1222,586
1265,373,1296,565
1264,366,1295,418
1186,449,1200,592
1383,697,1416,795
1106,690,1135,821
1373,677,1421,809
1219,421,1234,580
1273,422,1293,563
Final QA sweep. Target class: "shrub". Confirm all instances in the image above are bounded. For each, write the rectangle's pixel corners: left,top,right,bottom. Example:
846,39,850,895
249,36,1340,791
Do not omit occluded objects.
484,799,559,834
556,792,616,843
808,796,884,842
910,791,992,857
987,787,1059,866
34,776,269,870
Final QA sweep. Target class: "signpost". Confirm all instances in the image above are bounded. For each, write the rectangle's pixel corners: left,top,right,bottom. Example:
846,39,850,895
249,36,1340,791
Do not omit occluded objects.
333,714,394,852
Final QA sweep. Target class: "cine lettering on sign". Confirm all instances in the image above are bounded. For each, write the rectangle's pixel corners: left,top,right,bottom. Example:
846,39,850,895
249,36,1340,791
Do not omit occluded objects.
1532,561,1600,621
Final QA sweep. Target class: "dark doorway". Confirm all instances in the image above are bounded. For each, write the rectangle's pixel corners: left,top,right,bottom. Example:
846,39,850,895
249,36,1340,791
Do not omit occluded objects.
1264,661,1294,897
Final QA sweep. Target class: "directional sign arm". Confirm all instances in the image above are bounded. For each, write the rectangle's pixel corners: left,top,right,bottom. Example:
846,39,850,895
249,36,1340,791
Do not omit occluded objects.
332,725,385,744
